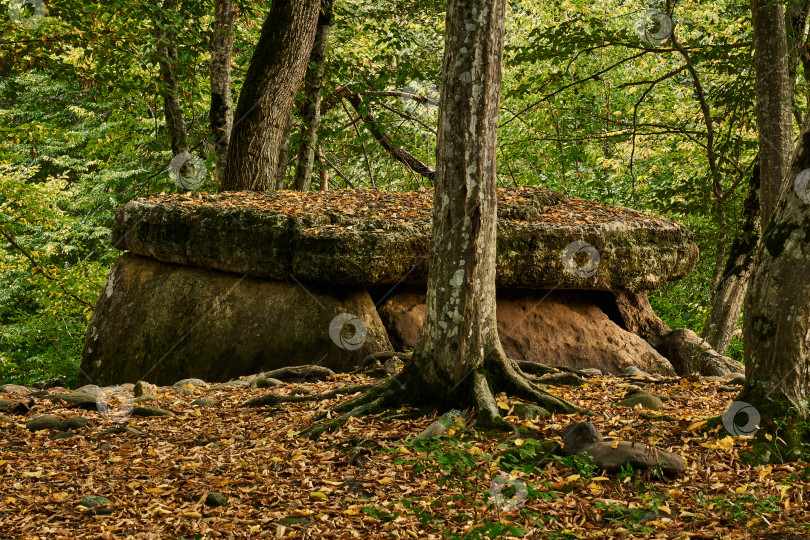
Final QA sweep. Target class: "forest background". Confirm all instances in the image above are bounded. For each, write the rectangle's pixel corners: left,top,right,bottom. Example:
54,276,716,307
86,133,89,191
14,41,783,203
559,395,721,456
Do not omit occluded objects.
0,0,769,387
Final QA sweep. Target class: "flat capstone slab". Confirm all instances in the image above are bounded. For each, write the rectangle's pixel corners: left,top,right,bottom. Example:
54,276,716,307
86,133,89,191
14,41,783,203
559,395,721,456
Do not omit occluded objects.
111,187,698,292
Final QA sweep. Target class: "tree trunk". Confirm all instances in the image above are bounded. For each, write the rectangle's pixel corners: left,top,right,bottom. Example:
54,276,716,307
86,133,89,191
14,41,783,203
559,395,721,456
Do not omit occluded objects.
751,0,795,229
702,166,761,354
154,0,189,156
293,0,332,192
275,112,294,190
738,124,810,455
399,0,508,412
220,0,320,192
210,0,235,181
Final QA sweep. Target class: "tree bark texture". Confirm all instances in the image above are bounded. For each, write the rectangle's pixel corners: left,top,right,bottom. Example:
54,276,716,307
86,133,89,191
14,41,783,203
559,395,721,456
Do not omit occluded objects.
210,0,235,180
275,112,294,190
702,166,761,354
220,0,320,192
403,0,507,407
740,123,810,447
293,0,332,192
154,0,189,156
751,0,795,230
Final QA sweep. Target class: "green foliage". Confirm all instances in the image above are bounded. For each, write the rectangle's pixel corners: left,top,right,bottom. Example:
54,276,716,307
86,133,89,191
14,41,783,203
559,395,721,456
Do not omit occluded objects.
0,0,779,382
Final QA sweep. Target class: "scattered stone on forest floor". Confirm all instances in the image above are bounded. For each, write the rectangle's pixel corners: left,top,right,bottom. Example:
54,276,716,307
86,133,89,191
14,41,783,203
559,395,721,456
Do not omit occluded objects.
50,392,98,406
73,385,104,397
511,402,551,420
131,406,171,417
173,378,208,388
50,431,76,441
416,410,470,439
249,378,281,389
0,384,32,394
205,493,229,508
25,414,64,431
134,381,159,397
618,389,664,411
191,398,217,408
562,422,604,456
622,366,651,378
134,394,158,403
32,378,67,390
537,372,586,387
97,443,112,452
581,441,685,476
0,398,13,411
60,417,90,430
78,495,111,508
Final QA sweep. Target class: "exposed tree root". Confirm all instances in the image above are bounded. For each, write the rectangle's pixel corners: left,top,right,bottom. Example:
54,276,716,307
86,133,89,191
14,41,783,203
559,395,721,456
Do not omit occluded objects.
294,347,590,440
241,383,375,408
260,365,335,381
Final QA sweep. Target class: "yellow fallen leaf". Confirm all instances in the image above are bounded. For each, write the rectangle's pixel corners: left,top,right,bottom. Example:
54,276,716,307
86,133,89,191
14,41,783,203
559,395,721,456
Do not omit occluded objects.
397,446,411,454
566,474,581,482
657,504,671,515
344,505,362,516
378,477,393,485
514,439,524,446
611,440,619,449
717,436,735,450
310,492,328,499
746,518,760,527
322,480,343,486
592,476,610,482
6,497,16,504
687,420,707,431
497,401,510,410
587,482,601,494
735,485,747,494
182,511,202,518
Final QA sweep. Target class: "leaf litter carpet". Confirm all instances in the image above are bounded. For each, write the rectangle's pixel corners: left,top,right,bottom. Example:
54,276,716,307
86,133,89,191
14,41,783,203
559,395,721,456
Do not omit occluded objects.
1,372,808,539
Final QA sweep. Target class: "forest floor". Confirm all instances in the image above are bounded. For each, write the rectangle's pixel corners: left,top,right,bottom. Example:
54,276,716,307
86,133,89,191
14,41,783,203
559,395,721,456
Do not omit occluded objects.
1,372,809,539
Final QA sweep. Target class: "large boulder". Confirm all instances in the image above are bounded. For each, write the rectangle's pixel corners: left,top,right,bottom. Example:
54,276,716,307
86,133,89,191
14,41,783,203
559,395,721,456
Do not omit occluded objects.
111,188,698,292
79,254,392,386
378,289,676,376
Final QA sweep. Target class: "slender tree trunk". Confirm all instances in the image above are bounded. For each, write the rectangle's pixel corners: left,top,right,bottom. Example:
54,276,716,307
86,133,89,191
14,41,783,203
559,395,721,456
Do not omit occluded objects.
299,0,581,440
739,127,810,453
702,166,761,354
751,0,795,229
154,0,189,156
275,113,294,190
293,0,332,192
220,0,320,192
210,0,235,181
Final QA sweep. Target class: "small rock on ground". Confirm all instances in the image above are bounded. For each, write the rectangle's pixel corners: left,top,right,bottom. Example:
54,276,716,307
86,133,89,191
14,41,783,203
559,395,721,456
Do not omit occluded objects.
618,389,664,411
131,406,171,417
579,440,685,476
511,402,550,420
0,384,31,394
191,398,217,407
50,431,76,441
622,366,650,378
74,385,104,397
26,414,64,431
32,378,67,390
79,495,111,508
562,422,604,456
173,378,208,388
60,417,90,430
134,394,158,403
205,493,229,508
134,381,159,397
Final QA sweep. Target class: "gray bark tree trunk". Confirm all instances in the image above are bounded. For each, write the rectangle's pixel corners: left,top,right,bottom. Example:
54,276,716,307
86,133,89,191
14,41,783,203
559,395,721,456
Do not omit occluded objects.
739,126,810,452
275,113,294,190
702,166,761,354
154,0,189,156
210,0,235,181
300,0,580,439
293,0,332,192
220,0,320,192
751,0,795,229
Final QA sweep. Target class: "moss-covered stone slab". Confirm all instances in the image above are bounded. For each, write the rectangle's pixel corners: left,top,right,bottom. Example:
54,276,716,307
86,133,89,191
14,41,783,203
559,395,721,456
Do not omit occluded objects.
111,188,698,292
